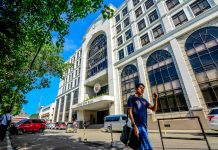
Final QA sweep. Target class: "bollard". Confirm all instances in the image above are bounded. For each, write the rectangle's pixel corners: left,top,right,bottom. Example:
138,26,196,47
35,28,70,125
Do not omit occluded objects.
110,124,116,147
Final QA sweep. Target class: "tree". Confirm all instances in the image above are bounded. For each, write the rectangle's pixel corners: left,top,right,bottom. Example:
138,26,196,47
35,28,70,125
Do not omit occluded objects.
30,113,39,119
0,0,114,114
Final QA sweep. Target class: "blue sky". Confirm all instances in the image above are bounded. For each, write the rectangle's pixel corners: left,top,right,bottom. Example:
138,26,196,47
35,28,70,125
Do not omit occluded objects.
24,0,124,116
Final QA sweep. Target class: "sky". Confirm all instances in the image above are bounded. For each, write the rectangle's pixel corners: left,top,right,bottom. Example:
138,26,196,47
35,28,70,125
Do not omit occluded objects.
24,0,124,116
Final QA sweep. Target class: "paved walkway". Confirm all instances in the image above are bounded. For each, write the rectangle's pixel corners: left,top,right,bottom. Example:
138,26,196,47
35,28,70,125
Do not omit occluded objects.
5,129,218,150
0,132,13,150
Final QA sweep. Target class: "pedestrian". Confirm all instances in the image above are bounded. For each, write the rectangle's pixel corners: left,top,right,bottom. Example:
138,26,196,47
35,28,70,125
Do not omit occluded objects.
0,108,12,141
128,83,158,150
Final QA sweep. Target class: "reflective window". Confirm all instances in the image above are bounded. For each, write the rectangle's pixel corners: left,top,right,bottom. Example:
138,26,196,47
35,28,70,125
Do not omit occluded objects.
140,33,150,47
146,50,188,113
87,34,107,78
135,6,143,18
116,24,121,34
190,0,211,16
166,0,180,10
65,93,71,122
152,24,164,39
73,89,79,105
117,36,123,46
127,43,134,55
119,49,125,60
148,10,159,23
125,29,132,41
133,0,140,6
59,96,64,122
121,64,139,113
115,14,120,23
185,26,218,108
172,10,188,27
145,0,154,10
124,17,130,27
122,7,128,17
138,19,146,31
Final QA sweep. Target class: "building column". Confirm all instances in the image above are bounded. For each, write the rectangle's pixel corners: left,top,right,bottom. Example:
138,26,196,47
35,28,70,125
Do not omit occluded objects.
170,39,202,109
68,91,75,122
56,99,61,122
136,57,151,102
62,95,67,122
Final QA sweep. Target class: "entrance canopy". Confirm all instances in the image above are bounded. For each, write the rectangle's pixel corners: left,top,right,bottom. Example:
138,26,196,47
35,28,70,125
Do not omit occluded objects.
72,95,114,110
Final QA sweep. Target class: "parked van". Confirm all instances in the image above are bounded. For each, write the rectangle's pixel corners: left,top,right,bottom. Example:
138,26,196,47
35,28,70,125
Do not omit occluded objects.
208,108,218,131
104,114,131,132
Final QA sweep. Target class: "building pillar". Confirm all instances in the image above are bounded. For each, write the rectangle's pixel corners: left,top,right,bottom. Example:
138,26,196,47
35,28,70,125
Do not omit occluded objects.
56,99,61,122
136,57,151,102
62,95,67,122
68,91,75,122
170,39,202,109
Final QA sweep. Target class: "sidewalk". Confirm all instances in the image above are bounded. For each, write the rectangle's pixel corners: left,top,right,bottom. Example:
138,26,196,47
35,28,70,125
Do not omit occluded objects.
0,132,13,150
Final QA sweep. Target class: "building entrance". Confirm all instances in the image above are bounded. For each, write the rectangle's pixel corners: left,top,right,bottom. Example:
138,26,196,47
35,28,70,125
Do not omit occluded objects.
97,110,109,124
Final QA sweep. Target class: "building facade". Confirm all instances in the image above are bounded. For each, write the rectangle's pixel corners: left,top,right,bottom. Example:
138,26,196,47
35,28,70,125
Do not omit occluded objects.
39,103,55,123
55,0,218,129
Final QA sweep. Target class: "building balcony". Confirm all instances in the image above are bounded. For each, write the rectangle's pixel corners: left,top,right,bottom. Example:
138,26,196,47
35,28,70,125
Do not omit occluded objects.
85,69,108,86
72,95,114,110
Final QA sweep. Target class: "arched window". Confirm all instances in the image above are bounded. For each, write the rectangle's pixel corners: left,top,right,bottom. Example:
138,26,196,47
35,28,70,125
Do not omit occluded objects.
87,34,107,78
146,50,188,113
121,64,139,113
185,26,218,108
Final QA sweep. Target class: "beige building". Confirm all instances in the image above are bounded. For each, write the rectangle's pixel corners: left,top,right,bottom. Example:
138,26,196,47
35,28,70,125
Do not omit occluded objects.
54,0,218,129
39,103,55,123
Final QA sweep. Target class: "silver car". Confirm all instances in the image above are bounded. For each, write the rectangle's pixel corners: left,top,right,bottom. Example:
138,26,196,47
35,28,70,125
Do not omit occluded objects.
208,108,218,131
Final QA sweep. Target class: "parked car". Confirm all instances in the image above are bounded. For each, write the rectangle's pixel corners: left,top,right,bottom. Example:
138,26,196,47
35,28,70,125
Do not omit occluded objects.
49,123,56,129
54,122,66,130
208,108,218,131
104,114,130,132
10,119,46,134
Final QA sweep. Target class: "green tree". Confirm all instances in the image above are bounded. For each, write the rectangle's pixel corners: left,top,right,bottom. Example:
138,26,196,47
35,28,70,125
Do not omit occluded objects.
30,113,39,119
0,0,114,114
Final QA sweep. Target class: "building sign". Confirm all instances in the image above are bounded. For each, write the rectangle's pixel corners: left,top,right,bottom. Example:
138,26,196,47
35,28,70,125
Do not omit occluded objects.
94,83,101,94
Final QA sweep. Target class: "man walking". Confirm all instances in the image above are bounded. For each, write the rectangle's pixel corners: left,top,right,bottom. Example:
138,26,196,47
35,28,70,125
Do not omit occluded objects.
0,108,12,141
128,83,158,150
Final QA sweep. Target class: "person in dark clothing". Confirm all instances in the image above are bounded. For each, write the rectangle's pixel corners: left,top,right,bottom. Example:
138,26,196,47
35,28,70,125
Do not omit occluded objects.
128,83,158,150
0,109,12,141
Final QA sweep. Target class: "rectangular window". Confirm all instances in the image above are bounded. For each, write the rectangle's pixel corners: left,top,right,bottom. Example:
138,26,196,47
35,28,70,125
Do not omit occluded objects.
152,24,164,39
140,33,150,46
190,0,211,16
116,24,121,34
122,7,128,17
124,17,130,27
133,0,140,6
148,10,159,23
137,19,146,31
127,43,134,55
118,49,125,60
145,0,154,10
125,29,132,40
117,36,123,46
166,0,180,10
172,10,188,26
115,14,120,23
135,7,143,18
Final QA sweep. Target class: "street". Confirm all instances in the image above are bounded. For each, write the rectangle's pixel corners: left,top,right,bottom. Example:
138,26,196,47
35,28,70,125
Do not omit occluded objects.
9,129,218,150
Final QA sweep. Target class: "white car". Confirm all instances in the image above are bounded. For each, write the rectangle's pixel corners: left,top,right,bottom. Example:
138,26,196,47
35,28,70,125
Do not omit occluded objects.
104,114,131,132
208,108,218,131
